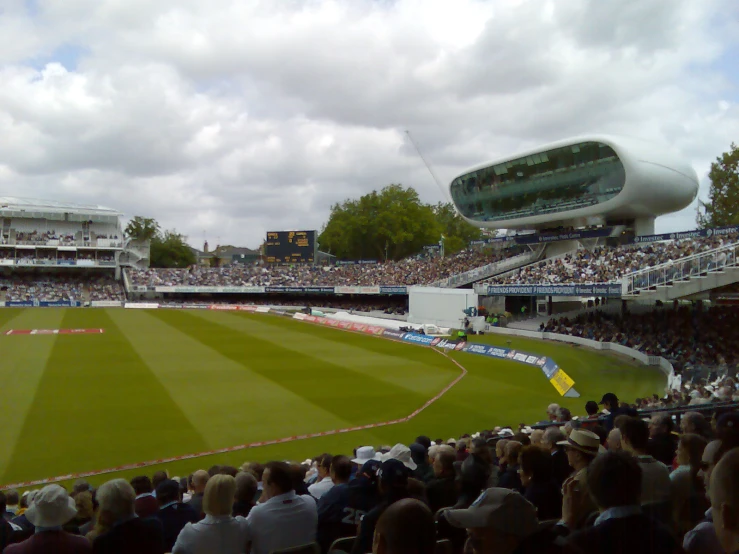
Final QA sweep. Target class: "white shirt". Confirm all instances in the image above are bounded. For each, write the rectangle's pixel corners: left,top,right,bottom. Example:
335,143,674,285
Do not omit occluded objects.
307,476,334,499
247,491,317,554
172,514,251,554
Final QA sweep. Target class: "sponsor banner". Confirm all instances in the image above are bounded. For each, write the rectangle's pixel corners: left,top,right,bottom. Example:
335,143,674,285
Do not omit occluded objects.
255,306,270,313
434,338,468,351
379,286,408,295
485,284,622,297
90,301,123,307
155,286,266,294
632,225,739,244
381,329,407,340
5,328,104,336
334,286,381,295
335,259,378,265
549,368,576,396
459,342,573,397
472,227,614,246
4,301,80,307
124,302,159,309
5,301,34,307
401,332,438,346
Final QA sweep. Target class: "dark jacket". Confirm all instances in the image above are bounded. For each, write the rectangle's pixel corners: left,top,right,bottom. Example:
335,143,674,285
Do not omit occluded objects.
426,475,458,514
498,465,524,493
155,502,199,552
566,514,682,554
648,433,678,467
551,449,573,489
186,493,204,519
4,530,92,554
317,483,355,553
232,499,255,518
0,517,13,553
92,517,165,554
134,495,159,519
524,480,563,521
351,493,409,554
604,406,637,432
412,463,434,484
10,514,33,531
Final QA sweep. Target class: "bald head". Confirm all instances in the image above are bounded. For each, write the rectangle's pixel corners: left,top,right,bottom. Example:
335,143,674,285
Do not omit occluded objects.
710,447,739,554
192,470,210,493
373,498,435,554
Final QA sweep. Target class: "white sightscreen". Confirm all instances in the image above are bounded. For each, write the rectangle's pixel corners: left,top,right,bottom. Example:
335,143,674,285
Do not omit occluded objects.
408,287,479,329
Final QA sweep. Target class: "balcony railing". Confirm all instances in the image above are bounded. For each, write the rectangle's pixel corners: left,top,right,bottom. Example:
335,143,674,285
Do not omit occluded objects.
622,242,739,295
432,251,542,288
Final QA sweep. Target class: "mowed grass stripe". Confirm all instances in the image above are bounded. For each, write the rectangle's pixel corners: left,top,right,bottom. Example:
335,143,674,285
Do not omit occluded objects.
0,309,66,480
1,309,210,486
193,311,456,394
110,309,363,448
150,310,439,426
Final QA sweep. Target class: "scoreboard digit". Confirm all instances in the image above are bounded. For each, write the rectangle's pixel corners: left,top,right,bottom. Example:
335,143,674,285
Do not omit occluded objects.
264,230,316,263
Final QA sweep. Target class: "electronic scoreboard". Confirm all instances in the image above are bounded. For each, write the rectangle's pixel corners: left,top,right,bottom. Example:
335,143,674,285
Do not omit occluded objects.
264,230,316,263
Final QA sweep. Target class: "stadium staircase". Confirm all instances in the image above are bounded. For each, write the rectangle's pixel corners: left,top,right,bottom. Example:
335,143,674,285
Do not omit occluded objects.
435,246,546,288
622,242,739,301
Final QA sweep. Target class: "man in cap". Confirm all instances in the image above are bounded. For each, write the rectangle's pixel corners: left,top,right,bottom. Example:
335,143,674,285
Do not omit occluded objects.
557,429,602,528
346,459,382,528
410,443,434,483
5,484,91,553
351,459,410,554
441,488,559,554
316,455,354,552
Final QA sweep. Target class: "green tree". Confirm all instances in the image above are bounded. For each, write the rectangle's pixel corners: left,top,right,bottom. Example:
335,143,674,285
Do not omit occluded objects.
319,184,440,261
124,216,160,241
150,230,197,268
433,202,483,254
698,143,739,228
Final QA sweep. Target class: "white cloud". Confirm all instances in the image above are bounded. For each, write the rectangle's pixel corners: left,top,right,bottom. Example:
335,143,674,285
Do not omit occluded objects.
0,0,737,247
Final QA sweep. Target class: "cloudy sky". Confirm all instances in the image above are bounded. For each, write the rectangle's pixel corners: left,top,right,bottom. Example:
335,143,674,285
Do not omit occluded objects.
0,0,737,249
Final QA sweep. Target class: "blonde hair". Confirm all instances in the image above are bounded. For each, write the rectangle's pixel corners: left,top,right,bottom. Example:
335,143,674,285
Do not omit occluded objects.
203,474,236,517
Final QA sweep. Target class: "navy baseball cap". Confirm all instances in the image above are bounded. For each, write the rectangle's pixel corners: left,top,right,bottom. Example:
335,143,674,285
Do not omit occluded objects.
361,459,381,477
156,479,180,500
378,459,409,487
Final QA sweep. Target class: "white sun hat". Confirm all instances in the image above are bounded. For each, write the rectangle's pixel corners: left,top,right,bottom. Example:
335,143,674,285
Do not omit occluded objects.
25,485,77,528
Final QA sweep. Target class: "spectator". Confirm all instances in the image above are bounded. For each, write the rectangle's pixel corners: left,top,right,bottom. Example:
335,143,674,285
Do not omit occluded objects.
4,484,91,554
155,480,198,552
415,436,432,451
232,472,257,518
681,412,714,441
186,470,209,518
308,454,335,500
683,439,723,554
542,427,572,489
563,451,681,554
66,492,94,533
352,459,410,554
671,434,710,536
529,430,544,449
427,449,458,514
0,513,11,553
171,475,250,554
73,480,92,496
599,393,634,432
5,490,20,518
584,401,600,420
316,455,355,552
410,443,434,483
247,461,317,554
558,429,601,528
708,447,739,554
91,479,164,554
372,498,436,554
131,476,158,519
346,459,382,528
519,446,562,521
620,418,672,505
498,441,524,493
442,488,558,554
351,446,377,468
648,414,679,466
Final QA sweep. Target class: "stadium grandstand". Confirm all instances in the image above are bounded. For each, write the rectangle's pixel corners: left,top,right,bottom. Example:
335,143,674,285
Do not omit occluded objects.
3,136,739,554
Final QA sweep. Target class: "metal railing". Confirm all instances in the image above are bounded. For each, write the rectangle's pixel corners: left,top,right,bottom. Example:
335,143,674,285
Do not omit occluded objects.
622,242,739,295
432,250,542,288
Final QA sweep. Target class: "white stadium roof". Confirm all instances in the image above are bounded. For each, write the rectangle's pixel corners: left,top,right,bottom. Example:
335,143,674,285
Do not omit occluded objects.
0,196,122,216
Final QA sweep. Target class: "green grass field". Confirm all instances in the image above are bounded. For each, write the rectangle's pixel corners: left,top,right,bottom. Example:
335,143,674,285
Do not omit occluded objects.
0,308,665,490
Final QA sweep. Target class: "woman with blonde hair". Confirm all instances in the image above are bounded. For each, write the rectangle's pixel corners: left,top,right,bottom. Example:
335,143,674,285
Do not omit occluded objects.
172,474,251,553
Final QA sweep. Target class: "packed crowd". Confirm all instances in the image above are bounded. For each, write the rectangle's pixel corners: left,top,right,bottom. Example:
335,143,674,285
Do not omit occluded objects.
489,234,737,285
14,230,77,245
2,394,739,554
129,246,522,288
544,306,739,375
0,275,125,302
